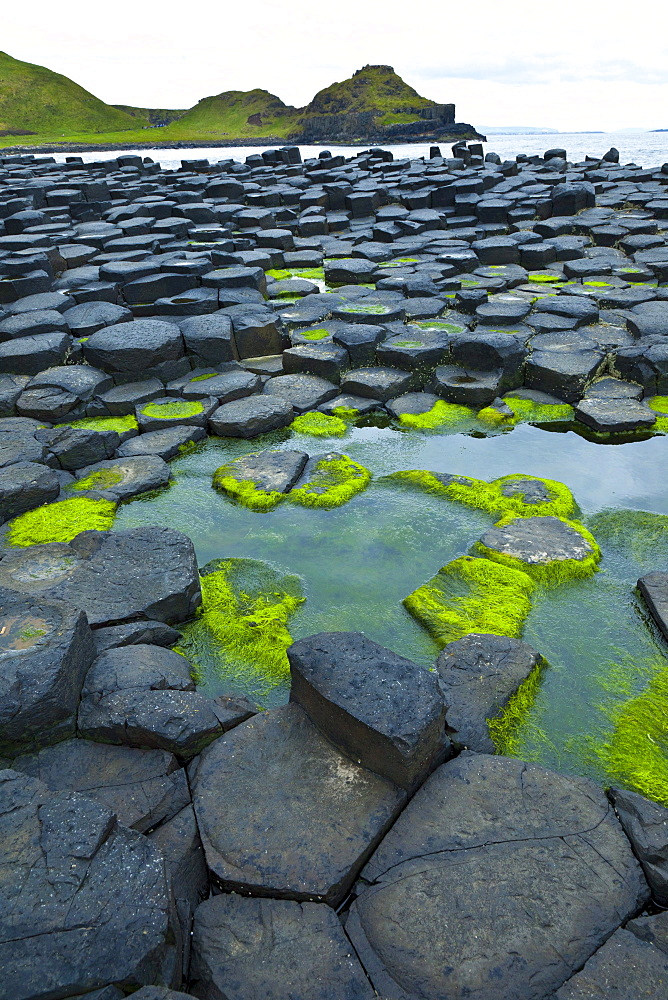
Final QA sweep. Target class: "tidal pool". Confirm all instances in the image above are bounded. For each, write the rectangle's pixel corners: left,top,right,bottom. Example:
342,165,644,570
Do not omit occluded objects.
113,420,668,797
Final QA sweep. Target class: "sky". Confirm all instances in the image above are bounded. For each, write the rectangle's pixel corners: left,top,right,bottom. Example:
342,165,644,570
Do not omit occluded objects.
3,0,667,132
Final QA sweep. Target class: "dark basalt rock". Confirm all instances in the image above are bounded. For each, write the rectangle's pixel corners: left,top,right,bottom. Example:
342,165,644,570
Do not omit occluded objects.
83,318,185,382
37,425,121,470
136,396,218,432
190,893,374,1000
288,631,448,790
13,738,190,832
386,391,440,418
627,909,668,955
179,370,260,403
93,619,182,655
555,927,668,999
350,753,648,1000
575,395,656,432
431,364,502,407
191,702,406,904
638,571,668,641
0,527,201,627
209,394,294,437
480,515,593,565
0,460,60,523
0,330,72,375
78,643,250,758
179,313,237,366
609,786,668,906
0,769,182,1000
262,373,339,413
69,454,172,501
341,366,413,401
117,424,207,460
435,632,544,751
0,587,94,754
149,805,209,979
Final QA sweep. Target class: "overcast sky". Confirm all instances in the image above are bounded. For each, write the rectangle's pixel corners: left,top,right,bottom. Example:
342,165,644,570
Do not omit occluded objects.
4,0,667,131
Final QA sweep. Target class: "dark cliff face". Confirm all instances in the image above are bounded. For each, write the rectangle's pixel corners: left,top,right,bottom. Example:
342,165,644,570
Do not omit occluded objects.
292,108,483,144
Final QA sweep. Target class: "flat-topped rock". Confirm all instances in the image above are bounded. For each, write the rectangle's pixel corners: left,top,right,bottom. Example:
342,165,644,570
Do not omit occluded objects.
350,753,648,1000
435,632,544,751
609,786,668,906
67,454,171,501
191,893,374,1000
209,395,294,437
13,738,190,832
288,631,447,790
216,449,308,494
480,515,594,566
191,702,406,905
555,927,668,999
0,769,181,1000
0,527,201,627
575,396,656,432
117,424,206,460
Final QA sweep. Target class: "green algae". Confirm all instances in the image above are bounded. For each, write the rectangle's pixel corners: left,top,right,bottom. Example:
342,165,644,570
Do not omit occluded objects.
390,470,578,521
527,274,564,283
487,660,549,756
331,406,360,420
403,555,535,646
212,468,283,512
414,321,465,334
7,497,117,547
501,396,574,425
288,454,371,509
648,396,668,433
596,658,668,805
290,412,347,437
587,509,668,565
397,400,474,430
67,468,124,492
141,400,204,420
176,557,304,701
296,328,330,341
58,414,139,434
190,372,218,382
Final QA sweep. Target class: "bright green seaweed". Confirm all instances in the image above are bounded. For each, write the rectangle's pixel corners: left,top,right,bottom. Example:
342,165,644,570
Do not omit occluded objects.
7,497,117,546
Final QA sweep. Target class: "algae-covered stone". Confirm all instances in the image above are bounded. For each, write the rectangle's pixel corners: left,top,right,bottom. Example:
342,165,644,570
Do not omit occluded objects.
477,514,600,580
435,632,544,751
190,893,375,1000
0,527,201,626
350,753,649,1000
289,452,371,508
0,587,94,754
0,769,181,999
137,396,217,431
213,450,308,511
403,555,535,646
192,702,406,904
288,631,448,790
13,738,190,832
117,424,206,460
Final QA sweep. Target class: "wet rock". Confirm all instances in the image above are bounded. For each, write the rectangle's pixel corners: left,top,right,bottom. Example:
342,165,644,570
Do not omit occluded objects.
78,643,247,758
13,738,190,832
216,449,308,494
0,460,60,523
117,424,207,460
191,702,406,904
190,893,374,1000
283,343,350,382
36,425,120,470
331,323,385,364
180,313,237,366
288,631,447,790
435,633,544,751
93,619,182,655
627,909,668,955
555,927,668,999
83,319,186,382
525,348,603,402
575,395,656,432
0,527,201,627
386,391,440,418
476,295,531,325
97,377,164,416
341,366,413,401
209,394,294,437
68,454,172,501
263,373,339,412
179,370,260,403
149,805,209,978
0,588,94,754
63,301,133,337
609,786,668,905
0,769,181,999
0,330,72,375
638,571,668,642
319,393,382,416
350,753,648,1000
0,374,30,417
480,514,594,566
136,396,218,431
132,989,195,1000
432,365,502,407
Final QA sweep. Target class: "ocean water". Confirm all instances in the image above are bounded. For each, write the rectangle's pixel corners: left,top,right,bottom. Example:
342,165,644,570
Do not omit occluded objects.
34,131,668,170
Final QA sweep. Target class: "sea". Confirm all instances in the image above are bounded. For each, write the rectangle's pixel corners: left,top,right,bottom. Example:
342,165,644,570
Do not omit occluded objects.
32,131,668,170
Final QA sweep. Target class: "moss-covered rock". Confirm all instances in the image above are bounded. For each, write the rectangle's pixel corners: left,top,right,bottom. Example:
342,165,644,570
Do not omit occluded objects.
288,453,371,509
6,496,117,546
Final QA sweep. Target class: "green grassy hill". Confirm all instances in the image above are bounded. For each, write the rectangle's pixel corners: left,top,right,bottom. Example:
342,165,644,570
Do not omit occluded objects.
305,64,435,117
0,51,139,134
112,105,187,126
159,89,300,140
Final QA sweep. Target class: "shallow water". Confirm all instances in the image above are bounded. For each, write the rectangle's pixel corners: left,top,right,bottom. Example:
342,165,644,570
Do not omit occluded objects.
113,419,668,794
36,131,668,170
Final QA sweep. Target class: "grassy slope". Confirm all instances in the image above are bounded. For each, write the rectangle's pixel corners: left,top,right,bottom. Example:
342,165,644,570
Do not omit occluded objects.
158,89,301,139
113,105,188,126
0,50,138,134
304,65,436,117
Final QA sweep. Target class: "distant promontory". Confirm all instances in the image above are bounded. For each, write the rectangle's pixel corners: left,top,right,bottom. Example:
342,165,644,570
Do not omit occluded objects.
0,53,483,149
